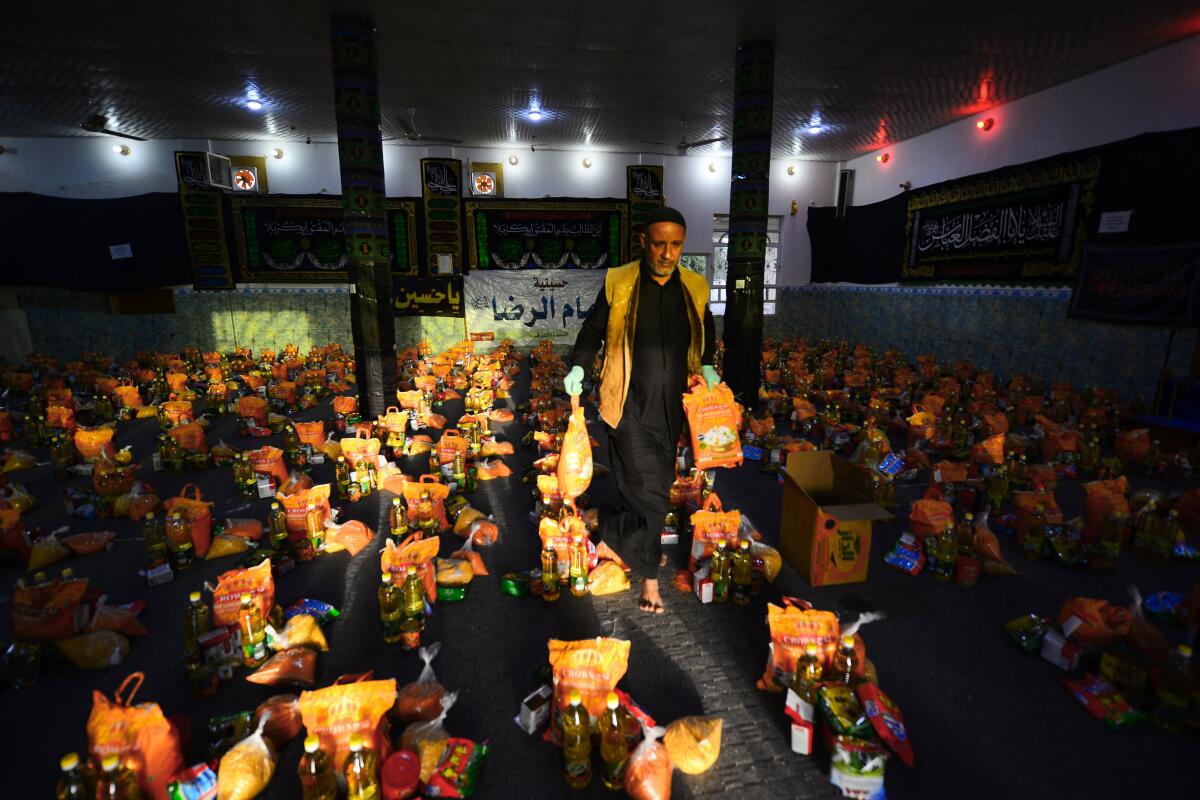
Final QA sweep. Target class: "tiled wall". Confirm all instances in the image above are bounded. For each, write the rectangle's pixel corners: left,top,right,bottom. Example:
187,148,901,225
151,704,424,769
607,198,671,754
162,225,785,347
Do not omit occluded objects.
18,285,1193,403
763,285,1195,402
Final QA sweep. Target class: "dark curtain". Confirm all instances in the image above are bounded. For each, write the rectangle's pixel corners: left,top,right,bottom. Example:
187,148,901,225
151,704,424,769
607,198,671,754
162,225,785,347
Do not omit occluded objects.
807,194,907,284
0,192,189,290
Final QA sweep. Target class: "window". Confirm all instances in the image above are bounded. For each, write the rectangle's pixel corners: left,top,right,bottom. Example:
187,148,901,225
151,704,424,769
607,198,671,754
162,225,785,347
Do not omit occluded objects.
709,214,780,316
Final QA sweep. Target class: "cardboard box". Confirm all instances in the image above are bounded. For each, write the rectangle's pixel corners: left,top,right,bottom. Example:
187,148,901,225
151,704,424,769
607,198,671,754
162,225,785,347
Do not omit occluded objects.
780,451,893,587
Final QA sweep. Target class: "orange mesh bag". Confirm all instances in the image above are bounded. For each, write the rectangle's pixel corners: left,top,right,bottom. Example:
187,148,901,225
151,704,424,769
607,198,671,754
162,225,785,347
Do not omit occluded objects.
248,446,288,484
210,559,275,627
74,426,115,461
298,674,396,773
684,378,742,470
237,396,268,424
909,498,954,537
1083,477,1130,542
87,672,184,800
688,493,741,570
277,484,332,535
557,395,593,502
548,637,631,730
163,484,213,557
332,395,358,415
1115,429,1150,465
402,475,451,531
757,600,840,692
161,400,193,425
169,421,207,452
381,534,439,603
294,420,325,448
970,434,1006,465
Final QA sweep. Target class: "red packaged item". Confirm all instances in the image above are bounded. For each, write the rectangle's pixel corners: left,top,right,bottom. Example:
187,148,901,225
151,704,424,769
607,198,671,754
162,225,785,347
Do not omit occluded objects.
856,683,914,767
1061,673,1146,729
425,738,489,799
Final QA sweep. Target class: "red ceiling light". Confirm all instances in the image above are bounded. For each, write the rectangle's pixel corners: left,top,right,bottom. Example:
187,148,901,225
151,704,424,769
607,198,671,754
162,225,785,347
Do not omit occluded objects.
875,152,890,163
976,117,995,131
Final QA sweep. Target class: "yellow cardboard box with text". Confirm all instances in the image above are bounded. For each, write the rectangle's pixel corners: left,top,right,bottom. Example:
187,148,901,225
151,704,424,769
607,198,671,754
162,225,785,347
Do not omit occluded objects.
780,451,893,586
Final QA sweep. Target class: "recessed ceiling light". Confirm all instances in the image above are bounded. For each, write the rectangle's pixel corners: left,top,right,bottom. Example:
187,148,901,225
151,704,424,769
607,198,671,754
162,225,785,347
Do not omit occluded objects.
508,155,518,166
528,109,542,121
246,100,263,111
112,144,130,156
582,157,592,168
807,125,822,134
270,148,284,159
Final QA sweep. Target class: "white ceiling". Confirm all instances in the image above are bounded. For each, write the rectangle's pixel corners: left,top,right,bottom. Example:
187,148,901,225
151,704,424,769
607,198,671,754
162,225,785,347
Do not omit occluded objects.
2,0,1198,160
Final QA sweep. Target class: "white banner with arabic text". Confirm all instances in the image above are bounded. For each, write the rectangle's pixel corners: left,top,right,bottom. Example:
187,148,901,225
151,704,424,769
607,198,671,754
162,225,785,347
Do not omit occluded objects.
464,269,605,348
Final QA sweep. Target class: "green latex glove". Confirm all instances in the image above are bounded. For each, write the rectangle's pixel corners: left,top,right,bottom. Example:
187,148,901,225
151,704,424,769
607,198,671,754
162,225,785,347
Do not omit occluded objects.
564,365,584,396
701,365,721,389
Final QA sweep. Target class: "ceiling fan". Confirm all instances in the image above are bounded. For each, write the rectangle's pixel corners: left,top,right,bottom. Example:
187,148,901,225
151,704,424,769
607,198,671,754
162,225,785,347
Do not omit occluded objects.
385,106,462,145
79,114,145,141
643,118,727,153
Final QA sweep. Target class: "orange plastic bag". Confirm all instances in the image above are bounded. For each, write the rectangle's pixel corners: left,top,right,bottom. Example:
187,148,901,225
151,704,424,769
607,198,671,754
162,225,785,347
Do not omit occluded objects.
381,406,408,434
436,429,469,467
47,404,77,431
757,601,840,691
237,395,268,424
1014,490,1064,541
980,409,1009,437
1083,477,1130,541
1043,429,1081,462
688,493,741,568
323,519,372,556
332,395,358,415
169,421,207,453
402,475,450,531
381,535,440,603
557,395,593,502
210,559,274,627
161,400,193,425
87,672,184,800
624,725,672,800
1115,428,1150,465
225,518,264,541
294,420,325,448
340,428,381,467
970,434,1006,465
909,498,954,537
74,426,115,461
683,379,742,470
163,484,213,557
277,484,332,535
548,637,631,727
248,446,288,484
12,577,89,641
1057,597,1131,647
63,531,116,555
932,461,969,483
270,381,298,405
396,390,424,410
663,716,722,775
477,458,511,480
298,674,396,772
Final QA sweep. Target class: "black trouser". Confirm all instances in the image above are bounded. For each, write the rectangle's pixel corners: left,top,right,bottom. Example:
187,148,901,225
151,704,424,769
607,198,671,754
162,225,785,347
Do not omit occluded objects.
600,413,679,579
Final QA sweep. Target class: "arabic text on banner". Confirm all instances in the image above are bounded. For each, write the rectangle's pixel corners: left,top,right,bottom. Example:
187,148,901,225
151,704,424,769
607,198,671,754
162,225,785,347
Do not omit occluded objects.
464,269,606,346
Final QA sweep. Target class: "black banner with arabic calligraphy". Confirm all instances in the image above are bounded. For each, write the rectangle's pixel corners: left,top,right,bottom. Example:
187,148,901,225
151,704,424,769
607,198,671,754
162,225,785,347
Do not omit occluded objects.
230,196,419,282
464,200,628,270
1068,243,1200,326
393,275,464,318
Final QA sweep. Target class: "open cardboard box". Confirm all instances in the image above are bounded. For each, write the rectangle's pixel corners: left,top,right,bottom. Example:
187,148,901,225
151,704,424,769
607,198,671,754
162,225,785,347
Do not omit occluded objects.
780,450,893,586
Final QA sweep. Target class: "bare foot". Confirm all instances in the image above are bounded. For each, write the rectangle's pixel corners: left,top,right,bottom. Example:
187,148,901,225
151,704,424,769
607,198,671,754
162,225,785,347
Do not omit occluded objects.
659,553,668,567
638,578,665,614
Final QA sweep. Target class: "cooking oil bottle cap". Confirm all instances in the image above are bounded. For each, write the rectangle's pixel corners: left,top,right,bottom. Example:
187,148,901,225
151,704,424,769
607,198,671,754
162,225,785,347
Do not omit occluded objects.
60,752,80,771
145,511,155,519
569,689,583,705
393,497,402,506
271,501,280,509
240,592,253,604
348,733,365,751
606,692,620,710
740,539,750,550
101,754,119,771
841,634,856,648
189,591,202,603
382,573,392,584
304,735,320,754
1180,644,1193,659
804,643,820,656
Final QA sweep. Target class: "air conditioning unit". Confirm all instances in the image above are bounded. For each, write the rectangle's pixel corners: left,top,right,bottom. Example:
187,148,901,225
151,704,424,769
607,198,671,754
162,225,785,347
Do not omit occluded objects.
206,153,233,189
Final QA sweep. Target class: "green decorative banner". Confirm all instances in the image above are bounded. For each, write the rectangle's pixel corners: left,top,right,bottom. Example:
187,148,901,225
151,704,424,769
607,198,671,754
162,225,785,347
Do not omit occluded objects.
465,200,629,270
230,197,417,282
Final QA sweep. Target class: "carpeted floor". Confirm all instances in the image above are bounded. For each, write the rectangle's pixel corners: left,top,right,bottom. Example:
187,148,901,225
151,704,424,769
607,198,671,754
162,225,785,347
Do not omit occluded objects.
1,365,1197,799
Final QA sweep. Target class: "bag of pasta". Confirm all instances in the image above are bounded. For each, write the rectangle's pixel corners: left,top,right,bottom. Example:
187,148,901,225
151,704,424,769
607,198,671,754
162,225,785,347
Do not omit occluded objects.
683,378,742,470
624,724,672,800
664,716,722,775
216,717,275,800
557,395,593,502
401,690,458,783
